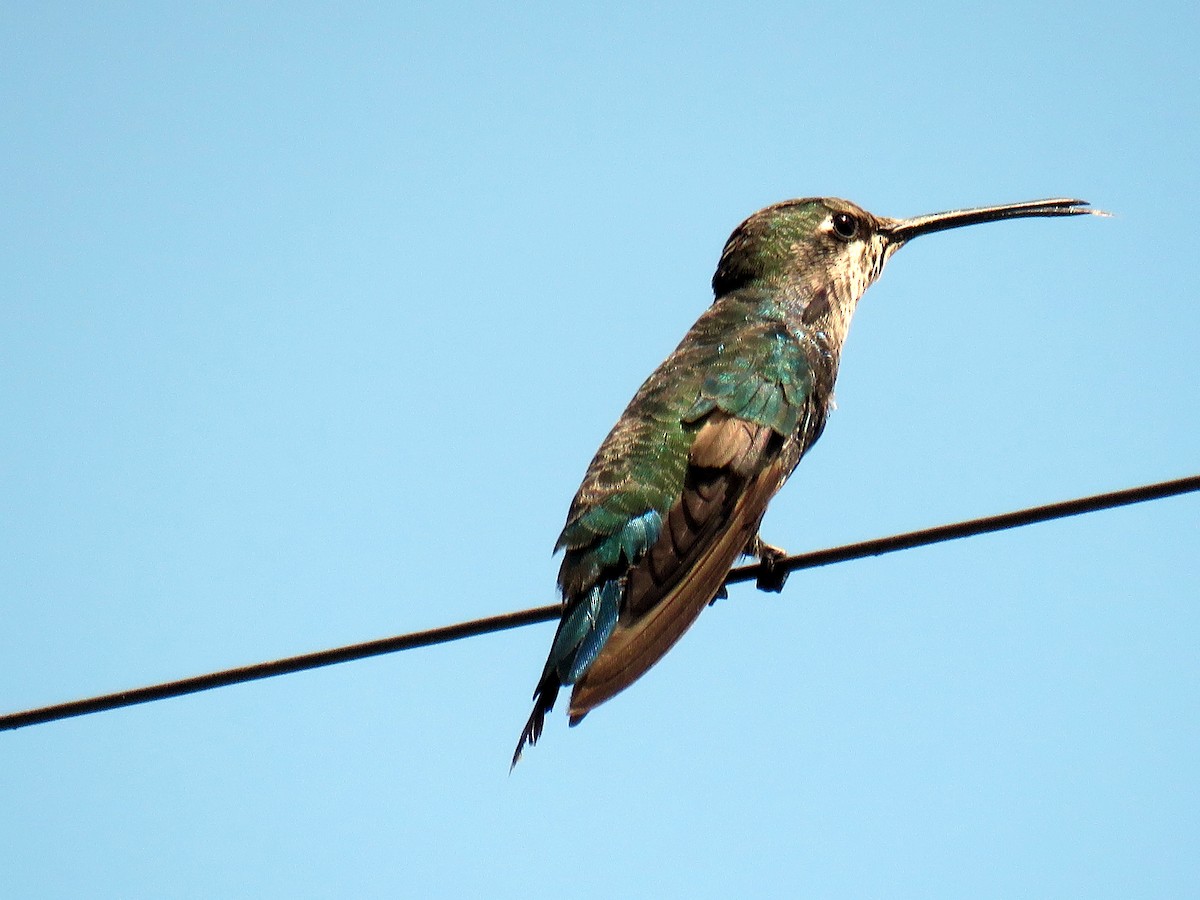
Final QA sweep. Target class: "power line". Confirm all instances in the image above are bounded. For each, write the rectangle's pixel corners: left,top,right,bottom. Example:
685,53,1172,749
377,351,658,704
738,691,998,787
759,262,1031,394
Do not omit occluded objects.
2,474,1197,733
725,473,1200,584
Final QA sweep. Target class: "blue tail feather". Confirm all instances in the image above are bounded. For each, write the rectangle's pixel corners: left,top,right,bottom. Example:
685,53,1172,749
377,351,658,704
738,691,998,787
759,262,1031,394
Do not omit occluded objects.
552,579,621,684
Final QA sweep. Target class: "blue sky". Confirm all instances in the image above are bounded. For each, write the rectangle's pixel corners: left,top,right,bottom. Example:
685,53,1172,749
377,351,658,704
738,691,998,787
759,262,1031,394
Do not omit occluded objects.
3,4,1197,897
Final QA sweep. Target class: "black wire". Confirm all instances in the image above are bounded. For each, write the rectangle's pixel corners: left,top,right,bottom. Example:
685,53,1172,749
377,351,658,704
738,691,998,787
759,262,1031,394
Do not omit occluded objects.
3,474,1197,733
726,473,1200,584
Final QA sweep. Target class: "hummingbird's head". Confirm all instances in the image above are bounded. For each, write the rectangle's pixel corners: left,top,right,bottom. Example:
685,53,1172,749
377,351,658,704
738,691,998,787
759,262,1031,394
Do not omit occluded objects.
712,198,894,307
711,198,899,350
712,195,1104,322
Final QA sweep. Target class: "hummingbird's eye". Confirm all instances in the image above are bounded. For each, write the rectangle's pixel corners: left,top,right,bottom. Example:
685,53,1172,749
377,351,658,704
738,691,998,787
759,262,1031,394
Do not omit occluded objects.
831,212,859,240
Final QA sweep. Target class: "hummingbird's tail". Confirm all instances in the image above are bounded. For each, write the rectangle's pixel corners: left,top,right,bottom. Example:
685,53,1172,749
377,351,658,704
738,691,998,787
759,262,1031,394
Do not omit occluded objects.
511,675,560,770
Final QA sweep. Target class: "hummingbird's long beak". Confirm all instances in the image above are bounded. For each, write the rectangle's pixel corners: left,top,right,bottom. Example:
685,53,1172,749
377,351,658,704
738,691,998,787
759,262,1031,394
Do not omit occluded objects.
883,198,1108,245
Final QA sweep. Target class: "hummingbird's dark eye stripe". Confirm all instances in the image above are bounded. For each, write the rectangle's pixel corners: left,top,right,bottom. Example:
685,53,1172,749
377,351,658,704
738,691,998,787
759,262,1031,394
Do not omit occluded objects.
831,212,858,240
801,287,830,325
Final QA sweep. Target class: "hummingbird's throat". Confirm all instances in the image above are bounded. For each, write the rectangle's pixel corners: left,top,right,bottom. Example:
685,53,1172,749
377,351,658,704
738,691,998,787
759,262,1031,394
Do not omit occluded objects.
802,233,891,355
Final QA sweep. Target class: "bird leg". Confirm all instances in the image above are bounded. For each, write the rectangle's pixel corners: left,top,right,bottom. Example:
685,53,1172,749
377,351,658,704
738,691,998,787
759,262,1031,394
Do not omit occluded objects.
710,535,790,606
745,534,789,593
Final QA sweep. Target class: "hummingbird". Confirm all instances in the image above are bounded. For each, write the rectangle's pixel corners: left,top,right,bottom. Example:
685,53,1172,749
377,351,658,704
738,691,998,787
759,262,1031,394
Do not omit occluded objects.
512,196,1103,766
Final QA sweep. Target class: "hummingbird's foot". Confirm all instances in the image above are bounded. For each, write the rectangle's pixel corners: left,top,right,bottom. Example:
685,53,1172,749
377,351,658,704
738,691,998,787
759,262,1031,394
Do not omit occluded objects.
708,584,730,607
746,535,790,593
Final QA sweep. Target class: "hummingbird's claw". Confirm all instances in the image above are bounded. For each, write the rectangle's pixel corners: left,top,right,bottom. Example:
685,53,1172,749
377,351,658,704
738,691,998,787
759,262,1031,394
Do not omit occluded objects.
746,535,790,593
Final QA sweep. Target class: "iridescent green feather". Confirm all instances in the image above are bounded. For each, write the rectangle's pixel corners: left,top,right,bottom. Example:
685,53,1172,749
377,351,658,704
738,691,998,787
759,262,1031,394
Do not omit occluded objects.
555,291,810,596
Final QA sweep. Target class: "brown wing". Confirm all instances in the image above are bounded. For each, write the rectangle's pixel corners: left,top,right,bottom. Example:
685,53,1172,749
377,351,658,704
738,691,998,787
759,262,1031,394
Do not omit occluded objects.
567,411,789,720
